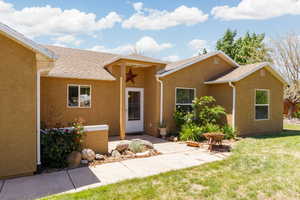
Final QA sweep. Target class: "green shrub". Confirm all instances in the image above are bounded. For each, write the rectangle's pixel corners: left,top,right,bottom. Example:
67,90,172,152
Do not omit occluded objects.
293,111,300,119
221,125,237,139
173,110,186,131
41,121,84,168
179,124,203,141
192,96,226,126
201,123,220,133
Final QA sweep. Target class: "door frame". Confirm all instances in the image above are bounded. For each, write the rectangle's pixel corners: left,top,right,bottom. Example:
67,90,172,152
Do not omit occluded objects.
125,87,144,133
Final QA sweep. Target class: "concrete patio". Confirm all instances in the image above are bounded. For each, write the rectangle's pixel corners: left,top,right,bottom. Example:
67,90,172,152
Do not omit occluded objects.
0,135,230,200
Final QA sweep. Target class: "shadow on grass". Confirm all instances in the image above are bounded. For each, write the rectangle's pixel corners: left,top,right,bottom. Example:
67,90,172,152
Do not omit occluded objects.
248,129,300,139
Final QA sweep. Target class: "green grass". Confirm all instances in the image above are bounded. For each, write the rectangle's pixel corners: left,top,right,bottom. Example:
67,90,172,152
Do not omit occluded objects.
42,124,300,200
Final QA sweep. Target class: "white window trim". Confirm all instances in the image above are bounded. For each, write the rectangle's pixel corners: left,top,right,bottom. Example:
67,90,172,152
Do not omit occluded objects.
254,89,270,121
67,84,92,108
175,87,196,109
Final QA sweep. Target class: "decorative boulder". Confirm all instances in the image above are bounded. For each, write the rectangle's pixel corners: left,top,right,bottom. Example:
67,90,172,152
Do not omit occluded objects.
67,151,82,168
129,139,154,153
116,141,130,152
111,149,121,158
95,154,105,160
81,148,96,162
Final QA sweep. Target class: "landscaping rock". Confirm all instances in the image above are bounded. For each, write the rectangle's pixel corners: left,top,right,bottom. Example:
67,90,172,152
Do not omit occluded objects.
116,141,130,152
111,150,121,158
95,154,105,160
138,139,154,149
129,139,154,153
67,151,81,168
81,160,88,164
81,148,96,161
135,150,151,158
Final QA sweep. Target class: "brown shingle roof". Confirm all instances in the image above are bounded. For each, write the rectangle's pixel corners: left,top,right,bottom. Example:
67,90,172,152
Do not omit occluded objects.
45,45,117,80
204,62,286,84
158,51,240,77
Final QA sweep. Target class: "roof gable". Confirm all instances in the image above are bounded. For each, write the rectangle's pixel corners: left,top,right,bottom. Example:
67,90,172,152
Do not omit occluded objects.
0,22,56,60
157,51,239,77
205,62,287,85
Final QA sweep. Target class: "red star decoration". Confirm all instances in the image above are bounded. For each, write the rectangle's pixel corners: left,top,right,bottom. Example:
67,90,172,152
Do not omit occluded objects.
126,68,138,84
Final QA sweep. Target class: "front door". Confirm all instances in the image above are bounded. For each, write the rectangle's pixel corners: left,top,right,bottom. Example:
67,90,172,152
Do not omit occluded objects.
125,88,144,133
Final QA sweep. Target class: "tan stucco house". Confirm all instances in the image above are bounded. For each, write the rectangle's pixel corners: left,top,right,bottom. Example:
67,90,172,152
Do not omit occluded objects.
0,23,286,178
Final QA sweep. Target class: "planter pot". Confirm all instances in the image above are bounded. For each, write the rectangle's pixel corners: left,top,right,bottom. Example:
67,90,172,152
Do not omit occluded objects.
159,128,167,138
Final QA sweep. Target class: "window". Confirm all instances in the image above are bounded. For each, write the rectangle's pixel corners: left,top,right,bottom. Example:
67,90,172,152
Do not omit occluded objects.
175,88,196,112
255,89,269,120
68,85,91,108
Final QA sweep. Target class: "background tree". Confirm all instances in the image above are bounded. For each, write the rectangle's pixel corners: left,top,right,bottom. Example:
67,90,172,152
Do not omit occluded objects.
216,29,270,65
270,33,300,117
198,48,208,55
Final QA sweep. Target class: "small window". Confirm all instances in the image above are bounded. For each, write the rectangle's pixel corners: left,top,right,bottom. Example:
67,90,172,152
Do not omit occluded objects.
176,88,196,112
255,89,269,120
68,85,91,108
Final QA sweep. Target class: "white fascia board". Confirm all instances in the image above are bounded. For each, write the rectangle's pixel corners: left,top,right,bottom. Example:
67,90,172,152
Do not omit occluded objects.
157,51,240,78
103,55,167,67
0,23,57,60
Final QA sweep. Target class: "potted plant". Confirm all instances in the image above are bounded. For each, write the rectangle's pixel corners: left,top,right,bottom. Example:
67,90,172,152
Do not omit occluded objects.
158,121,167,139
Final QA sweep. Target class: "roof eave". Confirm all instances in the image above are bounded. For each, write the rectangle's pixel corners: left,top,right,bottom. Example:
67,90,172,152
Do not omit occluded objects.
204,62,288,85
157,51,240,78
0,23,57,60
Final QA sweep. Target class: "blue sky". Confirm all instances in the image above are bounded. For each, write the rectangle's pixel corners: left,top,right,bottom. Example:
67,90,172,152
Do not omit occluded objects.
1,0,300,61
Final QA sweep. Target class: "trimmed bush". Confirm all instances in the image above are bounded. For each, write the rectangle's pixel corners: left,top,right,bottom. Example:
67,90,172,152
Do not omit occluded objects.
41,121,84,168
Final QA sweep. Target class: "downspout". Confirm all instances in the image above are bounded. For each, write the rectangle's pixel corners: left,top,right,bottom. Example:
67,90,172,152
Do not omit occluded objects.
37,69,41,166
229,82,236,130
156,76,163,124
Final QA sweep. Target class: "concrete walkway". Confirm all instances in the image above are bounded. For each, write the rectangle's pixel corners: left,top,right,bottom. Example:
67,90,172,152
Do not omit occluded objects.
0,135,230,200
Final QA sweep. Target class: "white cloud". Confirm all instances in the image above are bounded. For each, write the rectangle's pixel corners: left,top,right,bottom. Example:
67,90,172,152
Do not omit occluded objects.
0,0,122,38
211,0,300,20
188,39,209,50
89,36,173,55
162,55,180,62
133,2,143,12
53,35,82,46
122,4,208,30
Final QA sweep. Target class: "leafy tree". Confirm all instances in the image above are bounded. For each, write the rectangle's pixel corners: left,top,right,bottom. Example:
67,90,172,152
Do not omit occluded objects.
216,29,270,65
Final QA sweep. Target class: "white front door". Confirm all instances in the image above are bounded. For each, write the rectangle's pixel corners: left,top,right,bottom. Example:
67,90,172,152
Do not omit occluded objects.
125,88,144,133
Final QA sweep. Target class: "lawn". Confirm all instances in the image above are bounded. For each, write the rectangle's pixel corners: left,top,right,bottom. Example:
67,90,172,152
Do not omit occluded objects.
42,124,300,200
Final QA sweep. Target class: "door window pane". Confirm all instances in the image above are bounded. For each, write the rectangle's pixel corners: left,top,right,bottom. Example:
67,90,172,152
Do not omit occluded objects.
68,86,79,107
128,91,140,121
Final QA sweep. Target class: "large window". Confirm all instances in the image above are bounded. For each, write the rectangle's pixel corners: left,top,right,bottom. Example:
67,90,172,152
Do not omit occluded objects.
255,89,269,120
175,88,196,112
68,85,91,108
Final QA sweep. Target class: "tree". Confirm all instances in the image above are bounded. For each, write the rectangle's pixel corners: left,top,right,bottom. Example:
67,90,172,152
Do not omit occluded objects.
198,48,208,55
270,33,300,117
216,29,270,65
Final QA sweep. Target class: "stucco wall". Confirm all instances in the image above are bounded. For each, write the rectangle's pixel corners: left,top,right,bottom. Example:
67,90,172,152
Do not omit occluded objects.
0,34,37,178
160,55,235,132
41,65,161,136
207,83,233,125
41,77,120,135
116,65,161,136
235,68,284,136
